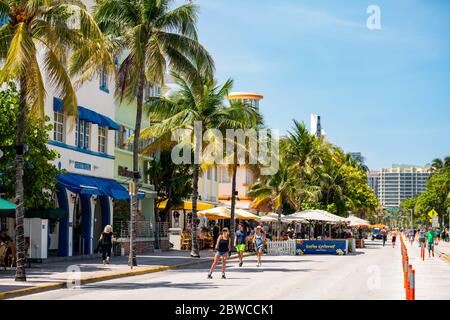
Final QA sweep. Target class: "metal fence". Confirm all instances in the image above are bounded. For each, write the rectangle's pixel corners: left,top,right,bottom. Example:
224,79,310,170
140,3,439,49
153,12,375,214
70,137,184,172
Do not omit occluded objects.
114,221,169,239
266,240,297,256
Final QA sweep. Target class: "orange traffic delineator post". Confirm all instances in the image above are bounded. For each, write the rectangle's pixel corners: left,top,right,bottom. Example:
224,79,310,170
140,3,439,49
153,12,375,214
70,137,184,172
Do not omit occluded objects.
400,233,415,300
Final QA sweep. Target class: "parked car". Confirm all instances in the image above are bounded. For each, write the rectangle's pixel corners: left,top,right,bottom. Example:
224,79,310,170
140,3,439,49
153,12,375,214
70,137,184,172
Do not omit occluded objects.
371,228,383,240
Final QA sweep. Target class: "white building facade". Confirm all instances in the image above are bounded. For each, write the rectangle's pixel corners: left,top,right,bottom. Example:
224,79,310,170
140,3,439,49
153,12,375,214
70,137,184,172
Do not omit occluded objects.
377,165,431,208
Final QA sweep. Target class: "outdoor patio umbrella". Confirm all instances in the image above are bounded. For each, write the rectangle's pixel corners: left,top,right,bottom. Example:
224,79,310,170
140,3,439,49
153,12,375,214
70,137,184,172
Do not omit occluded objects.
198,207,261,221
346,215,370,227
369,223,386,229
286,210,345,223
260,215,278,222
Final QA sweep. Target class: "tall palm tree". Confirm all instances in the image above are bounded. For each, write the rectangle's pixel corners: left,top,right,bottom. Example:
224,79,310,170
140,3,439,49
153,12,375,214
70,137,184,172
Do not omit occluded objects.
0,0,112,282
141,69,229,257
283,120,324,211
217,102,262,247
94,0,213,265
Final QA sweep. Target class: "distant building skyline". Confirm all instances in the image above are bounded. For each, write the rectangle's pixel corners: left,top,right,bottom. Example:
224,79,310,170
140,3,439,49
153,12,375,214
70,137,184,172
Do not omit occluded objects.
373,165,431,208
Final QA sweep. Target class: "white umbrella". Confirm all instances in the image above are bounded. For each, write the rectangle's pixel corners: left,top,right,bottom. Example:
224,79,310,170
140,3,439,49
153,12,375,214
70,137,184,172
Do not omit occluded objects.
260,215,278,222
287,210,346,223
346,215,370,227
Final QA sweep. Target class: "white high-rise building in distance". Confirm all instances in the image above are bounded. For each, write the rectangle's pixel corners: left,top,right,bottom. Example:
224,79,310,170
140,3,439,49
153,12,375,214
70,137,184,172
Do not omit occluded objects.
376,165,431,208
310,114,326,137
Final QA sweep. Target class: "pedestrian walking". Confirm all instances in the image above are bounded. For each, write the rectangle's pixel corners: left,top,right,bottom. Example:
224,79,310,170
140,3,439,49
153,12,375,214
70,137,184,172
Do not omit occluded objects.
381,227,387,247
418,226,426,251
408,227,415,246
426,227,435,258
235,222,247,267
391,229,397,248
208,227,231,279
253,226,265,267
434,227,440,245
98,225,113,265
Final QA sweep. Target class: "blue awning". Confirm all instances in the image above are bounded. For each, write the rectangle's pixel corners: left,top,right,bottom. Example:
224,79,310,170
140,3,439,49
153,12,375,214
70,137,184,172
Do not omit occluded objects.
56,173,144,200
53,97,119,131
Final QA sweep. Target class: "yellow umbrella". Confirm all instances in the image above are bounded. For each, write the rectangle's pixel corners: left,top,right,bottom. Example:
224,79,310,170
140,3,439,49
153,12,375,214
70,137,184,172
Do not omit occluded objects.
198,207,260,221
197,207,230,220
369,224,386,229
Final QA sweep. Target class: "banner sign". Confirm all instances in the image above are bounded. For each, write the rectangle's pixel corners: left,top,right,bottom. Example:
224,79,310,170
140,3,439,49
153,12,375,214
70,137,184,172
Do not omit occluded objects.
295,240,348,255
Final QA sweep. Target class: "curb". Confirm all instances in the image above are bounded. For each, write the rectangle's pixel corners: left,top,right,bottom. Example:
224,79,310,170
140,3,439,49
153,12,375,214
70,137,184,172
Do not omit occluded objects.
0,252,253,300
435,248,450,263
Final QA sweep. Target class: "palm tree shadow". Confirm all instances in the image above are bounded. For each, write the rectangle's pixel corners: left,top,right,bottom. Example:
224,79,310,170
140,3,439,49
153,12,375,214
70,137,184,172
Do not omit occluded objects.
81,281,236,291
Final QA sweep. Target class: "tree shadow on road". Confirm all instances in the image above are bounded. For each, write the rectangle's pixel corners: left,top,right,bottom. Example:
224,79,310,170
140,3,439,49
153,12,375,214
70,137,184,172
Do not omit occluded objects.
80,280,239,291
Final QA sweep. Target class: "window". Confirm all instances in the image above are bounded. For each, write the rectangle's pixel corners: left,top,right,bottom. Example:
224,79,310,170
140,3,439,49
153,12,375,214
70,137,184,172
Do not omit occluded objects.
99,69,109,93
207,168,212,180
53,111,64,142
75,119,90,149
220,167,230,183
144,84,161,100
98,126,107,153
245,170,253,184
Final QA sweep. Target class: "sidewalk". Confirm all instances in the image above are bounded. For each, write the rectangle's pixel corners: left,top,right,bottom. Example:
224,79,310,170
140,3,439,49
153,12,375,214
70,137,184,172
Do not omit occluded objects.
401,238,450,300
434,240,450,260
0,250,221,298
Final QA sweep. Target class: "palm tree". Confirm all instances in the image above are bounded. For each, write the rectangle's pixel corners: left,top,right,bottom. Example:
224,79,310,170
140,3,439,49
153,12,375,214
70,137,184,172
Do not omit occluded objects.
431,157,450,172
217,101,262,247
248,160,296,239
94,0,213,265
0,0,112,281
141,68,230,257
283,120,324,211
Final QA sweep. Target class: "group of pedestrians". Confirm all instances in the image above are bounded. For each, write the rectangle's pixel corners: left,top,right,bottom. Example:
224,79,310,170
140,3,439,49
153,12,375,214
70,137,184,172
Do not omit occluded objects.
405,226,447,259
207,222,266,279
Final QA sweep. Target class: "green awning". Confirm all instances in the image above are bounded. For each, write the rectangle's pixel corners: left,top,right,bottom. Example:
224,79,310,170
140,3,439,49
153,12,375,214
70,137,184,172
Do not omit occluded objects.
0,198,16,215
0,199,67,219
25,208,67,219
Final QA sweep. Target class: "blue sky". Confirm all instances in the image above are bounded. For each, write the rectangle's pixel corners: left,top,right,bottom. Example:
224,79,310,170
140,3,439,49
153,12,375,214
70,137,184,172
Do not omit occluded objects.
183,0,450,169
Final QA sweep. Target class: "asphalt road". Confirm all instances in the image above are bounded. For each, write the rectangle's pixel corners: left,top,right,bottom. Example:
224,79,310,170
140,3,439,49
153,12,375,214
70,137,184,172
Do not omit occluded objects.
13,240,450,300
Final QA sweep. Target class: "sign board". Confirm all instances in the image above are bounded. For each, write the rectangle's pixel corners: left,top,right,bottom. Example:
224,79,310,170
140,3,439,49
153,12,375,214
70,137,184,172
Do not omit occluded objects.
428,209,438,218
432,216,439,228
295,240,347,255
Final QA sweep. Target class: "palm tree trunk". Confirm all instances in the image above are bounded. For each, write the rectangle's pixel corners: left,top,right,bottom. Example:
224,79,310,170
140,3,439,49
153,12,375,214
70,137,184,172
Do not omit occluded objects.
190,163,200,257
229,163,238,251
15,76,27,281
128,69,145,267
277,206,283,239
298,167,305,211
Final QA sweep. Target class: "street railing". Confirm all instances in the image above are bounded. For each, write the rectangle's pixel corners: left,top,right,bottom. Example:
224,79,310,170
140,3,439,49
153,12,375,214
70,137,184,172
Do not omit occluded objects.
114,221,169,239
267,240,296,256
400,233,415,300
